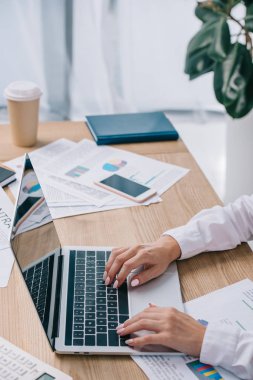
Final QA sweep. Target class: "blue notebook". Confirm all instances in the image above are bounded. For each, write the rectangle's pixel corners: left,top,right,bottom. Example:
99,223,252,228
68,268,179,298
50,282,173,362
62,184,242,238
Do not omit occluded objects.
85,112,179,145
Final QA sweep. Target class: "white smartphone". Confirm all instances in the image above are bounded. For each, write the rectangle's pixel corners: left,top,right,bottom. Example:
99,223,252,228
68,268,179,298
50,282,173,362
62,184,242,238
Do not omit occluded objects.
94,174,157,203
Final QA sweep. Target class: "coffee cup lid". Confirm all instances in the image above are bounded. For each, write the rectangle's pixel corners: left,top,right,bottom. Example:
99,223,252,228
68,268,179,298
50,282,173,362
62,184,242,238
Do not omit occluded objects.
4,81,42,102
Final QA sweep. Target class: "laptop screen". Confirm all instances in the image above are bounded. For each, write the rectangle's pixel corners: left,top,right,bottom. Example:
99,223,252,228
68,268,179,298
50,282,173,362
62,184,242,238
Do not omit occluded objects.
10,155,61,348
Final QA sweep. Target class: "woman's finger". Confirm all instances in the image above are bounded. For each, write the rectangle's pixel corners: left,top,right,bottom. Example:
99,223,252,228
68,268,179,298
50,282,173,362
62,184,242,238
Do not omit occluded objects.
117,318,160,336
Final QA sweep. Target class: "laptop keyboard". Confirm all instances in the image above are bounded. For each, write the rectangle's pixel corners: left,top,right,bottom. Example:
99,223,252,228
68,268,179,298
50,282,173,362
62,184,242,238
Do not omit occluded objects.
65,250,130,347
23,255,54,332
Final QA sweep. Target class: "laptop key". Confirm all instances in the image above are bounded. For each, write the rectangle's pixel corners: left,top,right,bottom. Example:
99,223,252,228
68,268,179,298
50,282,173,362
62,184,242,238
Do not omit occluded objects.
120,336,130,346
86,293,95,300
74,324,84,330
107,294,117,301
97,304,106,311
96,311,106,318
76,265,85,271
108,308,117,315
97,326,107,333
97,298,106,304
97,319,106,326
74,317,84,323
86,299,95,306
76,251,85,258
75,296,84,302
108,322,118,329
108,301,117,308
75,290,84,296
74,303,84,309
87,251,95,257
85,328,95,335
96,251,105,260
76,259,85,265
108,314,117,322
86,281,95,288
86,313,95,319
97,285,106,290
96,261,105,266
74,309,84,316
85,335,95,346
97,334,107,346
74,331,84,338
85,306,95,313
73,339,83,346
108,330,119,346
76,270,85,277
85,320,95,327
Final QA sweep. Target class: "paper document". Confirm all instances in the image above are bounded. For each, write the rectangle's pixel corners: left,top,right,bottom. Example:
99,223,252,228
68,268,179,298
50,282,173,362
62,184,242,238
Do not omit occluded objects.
5,138,189,219
0,186,14,287
0,186,14,250
133,279,253,380
42,139,188,206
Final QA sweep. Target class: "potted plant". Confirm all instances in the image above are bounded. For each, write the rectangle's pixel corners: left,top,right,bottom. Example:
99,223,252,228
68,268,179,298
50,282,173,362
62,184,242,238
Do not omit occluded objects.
185,0,253,119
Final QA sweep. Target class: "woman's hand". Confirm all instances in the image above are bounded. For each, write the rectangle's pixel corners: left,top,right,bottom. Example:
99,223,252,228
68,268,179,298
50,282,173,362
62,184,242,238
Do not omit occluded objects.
116,305,206,357
104,235,181,288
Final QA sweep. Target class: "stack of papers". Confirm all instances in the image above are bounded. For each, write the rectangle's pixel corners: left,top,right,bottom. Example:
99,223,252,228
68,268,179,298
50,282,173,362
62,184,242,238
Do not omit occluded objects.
5,138,189,220
0,186,14,287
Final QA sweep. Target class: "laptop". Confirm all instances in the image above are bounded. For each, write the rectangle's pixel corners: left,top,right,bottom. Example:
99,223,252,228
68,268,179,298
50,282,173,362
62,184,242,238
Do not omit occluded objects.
10,154,184,355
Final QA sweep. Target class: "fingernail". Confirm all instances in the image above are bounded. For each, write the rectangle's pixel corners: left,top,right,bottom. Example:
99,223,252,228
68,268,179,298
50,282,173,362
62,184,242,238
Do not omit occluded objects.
105,276,110,286
125,339,134,345
103,271,107,281
149,302,157,307
113,280,118,289
116,323,124,330
117,328,125,334
131,279,139,287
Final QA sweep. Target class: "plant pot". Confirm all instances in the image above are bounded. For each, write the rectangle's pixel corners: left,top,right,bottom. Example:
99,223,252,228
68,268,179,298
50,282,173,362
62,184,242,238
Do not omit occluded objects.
224,110,253,203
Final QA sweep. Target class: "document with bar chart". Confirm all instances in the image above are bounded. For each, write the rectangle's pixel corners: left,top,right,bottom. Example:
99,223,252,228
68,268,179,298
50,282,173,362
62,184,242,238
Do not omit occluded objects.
133,279,253,380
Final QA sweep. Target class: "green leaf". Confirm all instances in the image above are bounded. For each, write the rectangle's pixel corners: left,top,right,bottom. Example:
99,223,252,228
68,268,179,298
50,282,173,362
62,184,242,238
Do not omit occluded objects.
195,0,241,21
208,18,231,61
245,3,253,31
186,21,217,57
195,3,224,23
185,48,215,79
214,43,253,118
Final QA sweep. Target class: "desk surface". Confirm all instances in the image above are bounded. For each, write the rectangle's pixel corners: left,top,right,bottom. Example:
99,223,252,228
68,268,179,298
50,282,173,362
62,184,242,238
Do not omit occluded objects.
0,121,252,380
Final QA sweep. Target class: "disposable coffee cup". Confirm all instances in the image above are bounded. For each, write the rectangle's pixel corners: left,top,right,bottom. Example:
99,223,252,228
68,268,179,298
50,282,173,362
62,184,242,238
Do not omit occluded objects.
4,81,42,147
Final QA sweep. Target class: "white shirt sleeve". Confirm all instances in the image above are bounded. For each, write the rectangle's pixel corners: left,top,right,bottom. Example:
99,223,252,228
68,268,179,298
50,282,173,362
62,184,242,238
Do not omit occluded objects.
163,194,253,260
200,322,253,379
163,194,253,378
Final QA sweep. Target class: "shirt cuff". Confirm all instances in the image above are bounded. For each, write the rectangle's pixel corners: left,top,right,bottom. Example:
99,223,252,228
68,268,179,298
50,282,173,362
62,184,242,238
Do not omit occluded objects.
163,225,206,260
200,322,239,370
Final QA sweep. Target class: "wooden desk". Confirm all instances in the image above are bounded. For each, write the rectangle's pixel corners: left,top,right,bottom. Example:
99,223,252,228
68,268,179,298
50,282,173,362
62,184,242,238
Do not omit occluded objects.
0,122,252,380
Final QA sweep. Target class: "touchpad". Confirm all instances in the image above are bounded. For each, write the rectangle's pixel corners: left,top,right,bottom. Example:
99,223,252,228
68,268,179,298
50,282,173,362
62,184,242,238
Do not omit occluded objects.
128,262,183,317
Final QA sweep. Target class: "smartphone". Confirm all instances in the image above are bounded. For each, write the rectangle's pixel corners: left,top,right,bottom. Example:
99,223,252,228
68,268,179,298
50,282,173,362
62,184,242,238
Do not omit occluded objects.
94,174,157,203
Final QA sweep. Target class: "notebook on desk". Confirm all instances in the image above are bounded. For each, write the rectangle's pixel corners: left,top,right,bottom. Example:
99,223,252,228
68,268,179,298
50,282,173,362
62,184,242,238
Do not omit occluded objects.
86,111,179,145
9,154,183,356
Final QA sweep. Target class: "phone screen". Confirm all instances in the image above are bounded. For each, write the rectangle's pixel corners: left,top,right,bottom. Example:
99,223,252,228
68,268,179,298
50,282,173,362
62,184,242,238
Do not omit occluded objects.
100,174,150,197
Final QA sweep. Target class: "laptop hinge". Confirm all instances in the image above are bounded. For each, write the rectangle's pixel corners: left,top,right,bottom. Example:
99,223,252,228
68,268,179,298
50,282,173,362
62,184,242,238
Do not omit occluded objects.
52,249,63,340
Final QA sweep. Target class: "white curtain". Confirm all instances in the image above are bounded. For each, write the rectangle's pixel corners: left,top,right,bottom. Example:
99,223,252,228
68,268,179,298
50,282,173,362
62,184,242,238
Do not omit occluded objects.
0,0,220,121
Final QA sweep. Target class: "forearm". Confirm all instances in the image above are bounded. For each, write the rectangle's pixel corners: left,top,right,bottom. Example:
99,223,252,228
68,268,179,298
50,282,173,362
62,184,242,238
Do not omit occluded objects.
163,194,253,259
